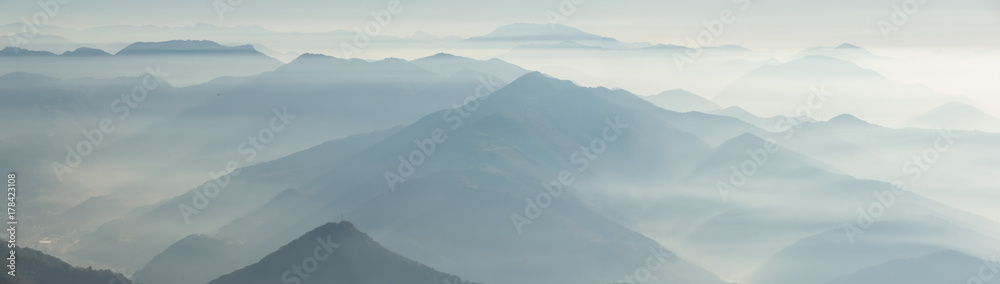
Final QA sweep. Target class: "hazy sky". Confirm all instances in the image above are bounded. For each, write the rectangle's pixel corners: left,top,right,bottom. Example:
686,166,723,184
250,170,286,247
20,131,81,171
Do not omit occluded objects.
1,0,998,50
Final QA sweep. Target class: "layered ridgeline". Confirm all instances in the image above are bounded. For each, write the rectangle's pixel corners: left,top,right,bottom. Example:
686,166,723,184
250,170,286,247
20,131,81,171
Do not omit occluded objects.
712,55,969,127
0,41,283,86
68,69,1000,284
208,222,475,284
0,51,531,250
77,71,742,284
0,248,133,284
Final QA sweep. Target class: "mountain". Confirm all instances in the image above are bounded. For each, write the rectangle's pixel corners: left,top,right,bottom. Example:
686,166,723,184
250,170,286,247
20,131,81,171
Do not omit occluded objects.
824,250,1000,284
54,195,132,233
0,247,133,284
748,218,1000,284
467,23,612,42
60,47,112,57
793,43,885,62
134,235,247,284
209,222,475,284
467,23,647,49
114,40,263,56
712,55,967,126
904,102,1000,132
0,47,58,57
250,43,301,63
643,89,721,113
40,67,1000,284
0,40,283,86
73,71,743,284
411,52,532,82
706,106,815,132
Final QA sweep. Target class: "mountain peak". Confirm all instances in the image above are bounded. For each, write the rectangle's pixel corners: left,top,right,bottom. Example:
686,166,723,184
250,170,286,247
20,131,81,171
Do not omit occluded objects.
645,89,720,112
828,114,870,125
656,89,697,97
61,47,112,56
0,72,60,87
425,52,465,60
469,23,609,42
718,132,768,150
208,221,468,284
0,46,58,57
115,40,262,56
836,43,862,49
506,71,573,89
285,53,349,66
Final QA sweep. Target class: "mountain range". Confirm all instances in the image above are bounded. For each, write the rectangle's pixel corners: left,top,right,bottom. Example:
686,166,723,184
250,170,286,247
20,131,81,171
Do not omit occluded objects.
2,33,998,284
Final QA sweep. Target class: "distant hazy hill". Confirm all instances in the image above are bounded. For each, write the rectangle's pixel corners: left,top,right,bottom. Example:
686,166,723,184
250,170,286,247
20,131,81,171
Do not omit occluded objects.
209,222,473,284
713,55,966,126
411,52,531,82
0,40,283,86
705,106,815,132
115,40,262,56
905,102,1000,132
134,235,246,284
60,47,112,57
0,47,58,57
0,248,133,284
825,250,1000,284
467,23,612,42
466,23,645,49
643,89,721,113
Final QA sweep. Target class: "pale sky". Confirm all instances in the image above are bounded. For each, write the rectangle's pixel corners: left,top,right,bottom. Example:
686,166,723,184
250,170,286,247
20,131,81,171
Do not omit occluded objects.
1,0,998,50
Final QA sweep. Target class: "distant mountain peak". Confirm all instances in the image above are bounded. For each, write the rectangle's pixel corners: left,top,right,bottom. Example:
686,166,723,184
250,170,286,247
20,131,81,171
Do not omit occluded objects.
0,46,58,57
0,72,61,86
657,89,697,97
829,114,870,125
426,52,465,59
286,53,348,65
507,71,572,88
905,101,1000,132
208,221,470,284
468,23,611,42
644,89,721,112
719,132,768,149
836,43,862,49
115,40,263,56
61,47,112,56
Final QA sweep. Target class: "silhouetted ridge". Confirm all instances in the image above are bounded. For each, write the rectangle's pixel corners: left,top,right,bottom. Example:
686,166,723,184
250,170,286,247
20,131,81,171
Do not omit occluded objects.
115,40,262,56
